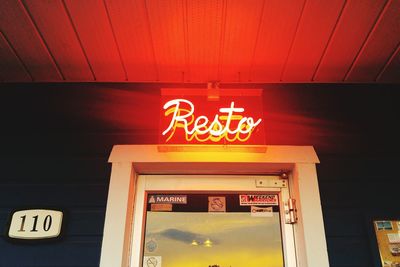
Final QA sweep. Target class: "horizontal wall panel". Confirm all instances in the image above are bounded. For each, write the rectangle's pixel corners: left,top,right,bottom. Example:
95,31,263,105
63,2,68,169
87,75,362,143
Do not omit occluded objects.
316,156,400,182
0,0,62,81
323,209,366,237
326,237,372,266
319,181,400,208
0,132,157,158
23,0,94,81
314,0,387,81
66,209,106,236
0,158,110,183
63,0,126,81
0,236,101,267
319,182,362,208
0,184,108,208
0,209,9,234
346,0,400,82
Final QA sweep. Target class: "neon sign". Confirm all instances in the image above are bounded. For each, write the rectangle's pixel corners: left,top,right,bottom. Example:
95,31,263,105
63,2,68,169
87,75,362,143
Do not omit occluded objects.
162,99,262,143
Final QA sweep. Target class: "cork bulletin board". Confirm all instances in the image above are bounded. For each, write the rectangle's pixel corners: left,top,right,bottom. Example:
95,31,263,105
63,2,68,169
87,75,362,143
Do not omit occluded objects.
374,220,400,267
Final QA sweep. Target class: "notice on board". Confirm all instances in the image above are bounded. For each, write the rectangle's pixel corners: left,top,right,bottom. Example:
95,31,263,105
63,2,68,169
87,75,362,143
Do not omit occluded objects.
374,220,400,266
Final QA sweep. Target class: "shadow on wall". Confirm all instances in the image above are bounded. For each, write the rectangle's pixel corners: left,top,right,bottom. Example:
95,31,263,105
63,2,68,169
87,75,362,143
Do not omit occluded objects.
0,83,399,156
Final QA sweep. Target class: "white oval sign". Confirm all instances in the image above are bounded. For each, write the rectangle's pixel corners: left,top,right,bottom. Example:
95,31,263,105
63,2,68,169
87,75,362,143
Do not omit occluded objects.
8,209,63,240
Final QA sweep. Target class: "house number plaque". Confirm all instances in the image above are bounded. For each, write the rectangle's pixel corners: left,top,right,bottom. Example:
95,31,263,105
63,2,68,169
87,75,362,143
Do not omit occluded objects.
8,209,63,240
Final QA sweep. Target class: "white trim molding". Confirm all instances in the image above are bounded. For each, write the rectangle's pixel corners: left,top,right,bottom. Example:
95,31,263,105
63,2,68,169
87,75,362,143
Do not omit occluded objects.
100,145,329,267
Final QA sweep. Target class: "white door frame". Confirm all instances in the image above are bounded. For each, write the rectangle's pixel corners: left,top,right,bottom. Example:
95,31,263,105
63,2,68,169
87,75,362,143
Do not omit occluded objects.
131,174,296,267
99,145,329,267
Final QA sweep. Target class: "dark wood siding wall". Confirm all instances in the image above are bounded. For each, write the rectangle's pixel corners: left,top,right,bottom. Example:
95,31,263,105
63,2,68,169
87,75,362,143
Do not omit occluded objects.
0,83,399,267
319,155,400,267
0,157,110,267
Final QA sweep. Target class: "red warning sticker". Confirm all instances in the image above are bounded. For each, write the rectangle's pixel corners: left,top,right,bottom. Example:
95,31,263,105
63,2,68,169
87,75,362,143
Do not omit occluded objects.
239,194,278,206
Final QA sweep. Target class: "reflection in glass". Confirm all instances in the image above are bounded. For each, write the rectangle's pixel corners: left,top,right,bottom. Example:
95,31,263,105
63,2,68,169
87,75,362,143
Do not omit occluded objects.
143,211,284,267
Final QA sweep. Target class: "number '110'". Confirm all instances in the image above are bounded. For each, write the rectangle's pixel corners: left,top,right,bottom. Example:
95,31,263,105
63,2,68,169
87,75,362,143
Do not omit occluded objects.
18,215,52,232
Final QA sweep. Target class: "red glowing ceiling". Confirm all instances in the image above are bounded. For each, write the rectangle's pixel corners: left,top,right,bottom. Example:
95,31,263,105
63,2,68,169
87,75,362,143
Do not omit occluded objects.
0,0,399,83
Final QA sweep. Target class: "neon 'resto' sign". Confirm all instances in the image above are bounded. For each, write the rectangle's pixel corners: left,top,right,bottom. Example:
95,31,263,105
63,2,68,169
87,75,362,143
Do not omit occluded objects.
162,99,262,143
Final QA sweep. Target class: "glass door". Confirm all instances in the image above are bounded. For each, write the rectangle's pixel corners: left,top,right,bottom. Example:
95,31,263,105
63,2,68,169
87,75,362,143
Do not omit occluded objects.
130,175,297,267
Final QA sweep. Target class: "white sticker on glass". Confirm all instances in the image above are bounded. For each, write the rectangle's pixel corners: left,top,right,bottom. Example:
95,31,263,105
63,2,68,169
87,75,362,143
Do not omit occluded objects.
143,256,162,267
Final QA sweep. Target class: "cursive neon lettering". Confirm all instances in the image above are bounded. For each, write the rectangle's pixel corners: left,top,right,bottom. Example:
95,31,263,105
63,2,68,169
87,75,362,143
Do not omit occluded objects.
162,99,262,142
162,99,194,136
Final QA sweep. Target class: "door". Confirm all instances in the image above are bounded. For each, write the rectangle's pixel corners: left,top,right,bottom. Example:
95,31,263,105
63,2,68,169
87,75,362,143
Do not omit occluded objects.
130,175,297,267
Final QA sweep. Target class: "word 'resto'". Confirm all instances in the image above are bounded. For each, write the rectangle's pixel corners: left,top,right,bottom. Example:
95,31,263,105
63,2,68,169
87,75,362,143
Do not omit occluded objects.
162,99,262,142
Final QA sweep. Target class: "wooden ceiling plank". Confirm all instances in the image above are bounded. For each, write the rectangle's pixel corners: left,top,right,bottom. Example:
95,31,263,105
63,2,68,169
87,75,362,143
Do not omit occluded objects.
104,0,158,81
20,0,65,80
250,0,306,82
145,0,187,82
0,0,62,81
186,0,225,82
346,0,400,82
281,0,346,82
101,0,129,81
219,0,265,82
376,42,400,83
0,32,32,82
63,0,127,81
217,0,228,82
23,0,94,81
248,0,266,81
60,0,97,80
183,0,190,82
313,0,387,82
310,0,349,81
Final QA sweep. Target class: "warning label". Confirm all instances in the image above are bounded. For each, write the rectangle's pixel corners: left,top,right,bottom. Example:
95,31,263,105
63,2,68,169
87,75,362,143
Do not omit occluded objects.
239,194,278,206
148,195,187,204
208,196,226,212
251,206,273,217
